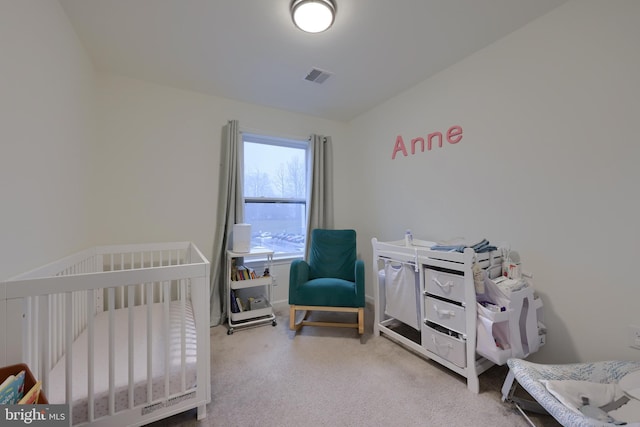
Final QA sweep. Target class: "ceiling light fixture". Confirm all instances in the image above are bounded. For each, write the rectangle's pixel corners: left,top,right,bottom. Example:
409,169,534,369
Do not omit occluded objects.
291,0,336,33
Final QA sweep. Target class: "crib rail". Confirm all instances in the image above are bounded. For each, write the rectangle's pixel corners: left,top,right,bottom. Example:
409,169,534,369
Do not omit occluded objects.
0,242,210,426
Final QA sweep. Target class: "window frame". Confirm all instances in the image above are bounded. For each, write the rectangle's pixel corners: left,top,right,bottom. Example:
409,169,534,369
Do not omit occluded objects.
241,132,309,259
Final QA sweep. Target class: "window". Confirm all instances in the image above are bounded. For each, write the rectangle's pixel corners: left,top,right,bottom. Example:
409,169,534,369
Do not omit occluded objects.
242,133,308,257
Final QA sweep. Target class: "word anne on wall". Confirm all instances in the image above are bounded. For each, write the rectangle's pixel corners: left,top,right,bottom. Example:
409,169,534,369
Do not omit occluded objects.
392,125,463,160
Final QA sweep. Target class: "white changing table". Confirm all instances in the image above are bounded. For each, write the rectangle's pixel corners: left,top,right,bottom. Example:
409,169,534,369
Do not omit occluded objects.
372,237,542,393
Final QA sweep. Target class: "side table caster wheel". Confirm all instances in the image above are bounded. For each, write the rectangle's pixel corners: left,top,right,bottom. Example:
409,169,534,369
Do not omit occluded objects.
272,320,277,327
227,328,234,335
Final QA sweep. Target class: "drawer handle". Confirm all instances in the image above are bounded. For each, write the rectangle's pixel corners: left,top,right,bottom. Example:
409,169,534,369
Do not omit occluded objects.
433,277,454,290
433,304,455,317
431,336,453,349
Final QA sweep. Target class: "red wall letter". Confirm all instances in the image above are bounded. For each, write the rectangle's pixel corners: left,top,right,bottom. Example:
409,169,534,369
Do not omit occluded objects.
392,135,408,159
447,125,463,144
427,132,443,150
411,137,425,154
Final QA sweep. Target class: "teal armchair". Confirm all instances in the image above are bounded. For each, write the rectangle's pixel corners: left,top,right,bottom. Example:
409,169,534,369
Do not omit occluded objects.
289,229,365,334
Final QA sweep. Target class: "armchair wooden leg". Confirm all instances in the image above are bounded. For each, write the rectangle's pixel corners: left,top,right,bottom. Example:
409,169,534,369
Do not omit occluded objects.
289,305,297,331
290,305,307,331
358,307,364,335
289,305,304,331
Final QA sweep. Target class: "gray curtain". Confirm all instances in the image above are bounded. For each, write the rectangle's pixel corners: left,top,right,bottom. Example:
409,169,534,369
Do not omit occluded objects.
305,134,334,258
210,120,244,326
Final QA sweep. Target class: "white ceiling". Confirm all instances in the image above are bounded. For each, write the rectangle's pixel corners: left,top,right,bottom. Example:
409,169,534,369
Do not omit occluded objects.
59,0,567,122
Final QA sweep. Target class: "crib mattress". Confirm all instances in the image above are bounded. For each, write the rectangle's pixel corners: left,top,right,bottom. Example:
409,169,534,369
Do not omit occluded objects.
48,300,198,424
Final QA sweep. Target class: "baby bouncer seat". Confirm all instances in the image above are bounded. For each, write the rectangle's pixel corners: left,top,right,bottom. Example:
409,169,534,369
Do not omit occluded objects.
502,358,640,426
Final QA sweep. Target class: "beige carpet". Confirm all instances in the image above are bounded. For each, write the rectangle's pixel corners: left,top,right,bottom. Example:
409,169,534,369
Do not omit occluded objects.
150,305,561,426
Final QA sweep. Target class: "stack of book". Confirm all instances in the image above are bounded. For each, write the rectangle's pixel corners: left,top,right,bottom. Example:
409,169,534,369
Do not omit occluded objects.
230,289,242,313
234,265,257,281
0,369,42,404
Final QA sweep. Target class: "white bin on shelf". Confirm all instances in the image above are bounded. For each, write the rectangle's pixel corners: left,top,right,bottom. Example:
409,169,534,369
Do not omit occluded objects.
382,261,421,330
233,223,252,253
476,304,513,365
476,280,542,365
423,323,466,368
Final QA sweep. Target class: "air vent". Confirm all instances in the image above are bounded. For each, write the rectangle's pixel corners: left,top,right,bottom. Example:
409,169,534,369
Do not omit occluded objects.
304,68,332,84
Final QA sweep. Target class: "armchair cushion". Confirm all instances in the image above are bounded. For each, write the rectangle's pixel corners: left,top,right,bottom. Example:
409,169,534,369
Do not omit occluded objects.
308,229,356,281
295,278,359,307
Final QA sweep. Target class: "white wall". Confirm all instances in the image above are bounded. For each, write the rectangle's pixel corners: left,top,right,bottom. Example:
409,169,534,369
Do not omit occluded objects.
349,0,640,363
0,0,96,279
94,73,349,267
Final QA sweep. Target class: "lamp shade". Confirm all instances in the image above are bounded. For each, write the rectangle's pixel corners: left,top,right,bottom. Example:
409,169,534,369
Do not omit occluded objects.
291,0,336,33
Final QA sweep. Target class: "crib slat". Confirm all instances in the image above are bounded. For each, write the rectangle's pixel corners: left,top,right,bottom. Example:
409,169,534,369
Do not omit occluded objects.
22,297,33,377
51,295,57,367
23,297,33,371
29,296,37,380
128,285,135,409
181,280,186,391
53,295,59,364
65,292,73,424
72,292,80,338
108,288,115,415
164,281,170,398
87,289,95,423
41,294,50,400
146,283,153,403
75,293,78,337
34,297,40,377
60,294,65,362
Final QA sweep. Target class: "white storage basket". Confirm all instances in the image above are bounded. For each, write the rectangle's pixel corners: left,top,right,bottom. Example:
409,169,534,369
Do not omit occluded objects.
382,261,421,330
476,276,542,365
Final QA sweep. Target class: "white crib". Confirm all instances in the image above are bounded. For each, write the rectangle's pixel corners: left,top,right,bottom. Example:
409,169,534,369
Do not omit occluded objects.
0,242,211,426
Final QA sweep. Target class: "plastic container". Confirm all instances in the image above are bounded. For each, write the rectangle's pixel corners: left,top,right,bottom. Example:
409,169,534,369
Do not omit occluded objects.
404,229,413,246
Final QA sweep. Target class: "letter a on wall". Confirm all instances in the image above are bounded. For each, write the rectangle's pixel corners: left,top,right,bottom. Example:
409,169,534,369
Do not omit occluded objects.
392,135,408,160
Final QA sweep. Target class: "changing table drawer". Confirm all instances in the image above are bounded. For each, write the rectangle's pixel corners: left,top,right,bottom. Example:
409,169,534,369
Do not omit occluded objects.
422,323,466,368
425,296,466,335
425,267,465,303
